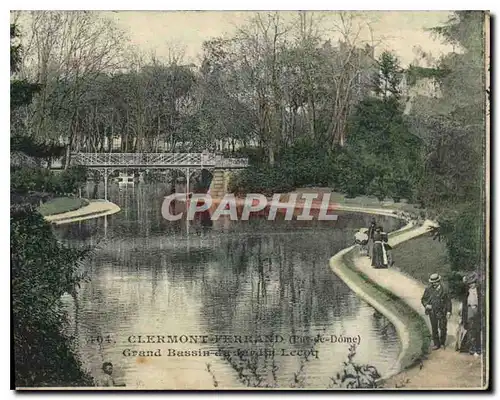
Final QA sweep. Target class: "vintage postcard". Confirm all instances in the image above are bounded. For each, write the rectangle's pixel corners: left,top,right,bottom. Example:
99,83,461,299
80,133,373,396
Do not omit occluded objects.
10,10,489,390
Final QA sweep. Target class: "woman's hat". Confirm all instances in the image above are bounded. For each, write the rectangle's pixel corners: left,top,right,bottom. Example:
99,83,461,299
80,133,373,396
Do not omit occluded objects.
465,272,478,284
429,273,441,283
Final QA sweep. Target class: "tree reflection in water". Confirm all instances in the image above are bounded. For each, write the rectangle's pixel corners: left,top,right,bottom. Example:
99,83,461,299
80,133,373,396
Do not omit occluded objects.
60,184,403,388
198,214,401,387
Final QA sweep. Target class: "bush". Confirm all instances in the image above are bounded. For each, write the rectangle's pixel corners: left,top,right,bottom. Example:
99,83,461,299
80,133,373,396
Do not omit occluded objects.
222,147,267,166
437,203,483,272
229,139,343,195
438,203,484,271
59,166,88,194
11,205,94,387
229,165,295,197
11,166,88,196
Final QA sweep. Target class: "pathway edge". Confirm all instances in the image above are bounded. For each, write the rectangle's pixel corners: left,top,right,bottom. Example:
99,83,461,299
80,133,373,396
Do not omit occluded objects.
329,219,434,384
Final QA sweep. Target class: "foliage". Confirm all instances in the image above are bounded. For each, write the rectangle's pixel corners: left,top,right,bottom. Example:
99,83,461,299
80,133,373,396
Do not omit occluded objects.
406,65,450,87
339,54,423,202
409,11,486,273
10,17,95,388
436,203,482,272
229,139,338,195
11,135,66,159
11,166,88,196
38,197,89,216
11,12,380,160
10,23,42,115
11,80,42,110
329,344,381,388
278,139,336,188
229,165,295,197
10,23,21,74
222,147,267,166
11,205,94,387
372,51,404,100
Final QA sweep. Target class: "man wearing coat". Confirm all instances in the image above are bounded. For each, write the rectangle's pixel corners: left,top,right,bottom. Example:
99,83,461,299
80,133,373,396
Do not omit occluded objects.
460,272,482,356
421,273,452,350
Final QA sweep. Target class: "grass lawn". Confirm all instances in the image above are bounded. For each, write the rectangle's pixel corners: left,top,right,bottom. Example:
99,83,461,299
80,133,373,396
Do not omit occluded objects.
38,197,89,217
393,234,452,286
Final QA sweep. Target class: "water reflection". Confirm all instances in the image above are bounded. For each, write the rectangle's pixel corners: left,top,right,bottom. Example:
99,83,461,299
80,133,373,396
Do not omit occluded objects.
61,183,403,389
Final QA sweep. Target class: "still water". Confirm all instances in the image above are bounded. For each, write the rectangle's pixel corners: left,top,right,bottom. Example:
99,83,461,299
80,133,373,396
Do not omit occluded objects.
60,183,403,389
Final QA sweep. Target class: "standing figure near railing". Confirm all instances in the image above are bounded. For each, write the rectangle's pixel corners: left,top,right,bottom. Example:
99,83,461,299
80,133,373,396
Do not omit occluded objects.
371,227,388,269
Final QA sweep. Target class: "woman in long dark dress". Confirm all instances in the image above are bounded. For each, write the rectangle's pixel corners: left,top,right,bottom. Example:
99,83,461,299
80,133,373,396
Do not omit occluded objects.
367,218,377,258
371,227,389,268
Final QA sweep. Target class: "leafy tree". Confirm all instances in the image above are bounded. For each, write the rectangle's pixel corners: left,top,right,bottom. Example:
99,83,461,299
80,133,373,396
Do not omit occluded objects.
341,52,422,201
372,51,404,101
11,21,93,387
408,11,486,275
410,11,486,206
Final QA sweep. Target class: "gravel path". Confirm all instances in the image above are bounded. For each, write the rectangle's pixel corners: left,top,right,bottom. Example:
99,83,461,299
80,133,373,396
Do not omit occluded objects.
352,220,485,389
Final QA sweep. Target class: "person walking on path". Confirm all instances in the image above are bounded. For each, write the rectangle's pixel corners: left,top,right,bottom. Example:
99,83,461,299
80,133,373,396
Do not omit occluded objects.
367,218,377,258
354,228,369,256
460,272,483,356
381,229,394,266
371,227,388,268
421,273,452,350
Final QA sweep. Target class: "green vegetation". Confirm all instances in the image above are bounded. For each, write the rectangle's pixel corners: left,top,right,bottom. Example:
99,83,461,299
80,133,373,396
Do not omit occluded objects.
38,197,89,216
10,10,487,385
11,165,88,197
231,50,422,203
232,12,487,285
11,22,93,387
392,234,451,284
409,12,487,279
11,206,94,387
392,233,467,299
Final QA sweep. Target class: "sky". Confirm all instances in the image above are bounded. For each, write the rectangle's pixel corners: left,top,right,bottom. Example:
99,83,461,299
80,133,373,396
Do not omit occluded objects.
102,11,456,67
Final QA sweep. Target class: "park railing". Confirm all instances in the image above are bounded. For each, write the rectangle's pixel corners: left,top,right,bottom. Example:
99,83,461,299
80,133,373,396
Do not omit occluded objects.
71,153,248,168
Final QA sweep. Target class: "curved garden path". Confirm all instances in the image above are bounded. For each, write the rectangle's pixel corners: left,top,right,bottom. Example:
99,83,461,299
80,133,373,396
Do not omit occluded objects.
333,219,485,389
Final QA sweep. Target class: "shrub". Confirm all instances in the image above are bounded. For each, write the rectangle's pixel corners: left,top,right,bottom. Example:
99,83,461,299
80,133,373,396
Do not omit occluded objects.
437,203,483,272
229,165,294,197
11,166,88,196
11,205,94,387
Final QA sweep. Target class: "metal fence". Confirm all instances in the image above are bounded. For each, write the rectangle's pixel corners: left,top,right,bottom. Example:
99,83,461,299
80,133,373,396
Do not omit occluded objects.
71,153,248,168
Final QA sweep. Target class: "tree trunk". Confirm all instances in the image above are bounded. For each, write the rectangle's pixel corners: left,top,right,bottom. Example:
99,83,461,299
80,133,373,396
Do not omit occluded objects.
268,144,275,166
64,142,72,170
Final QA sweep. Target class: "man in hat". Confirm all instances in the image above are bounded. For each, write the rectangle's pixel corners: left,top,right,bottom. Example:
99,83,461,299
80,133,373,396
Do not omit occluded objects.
421,273,452,350
460,272,482,356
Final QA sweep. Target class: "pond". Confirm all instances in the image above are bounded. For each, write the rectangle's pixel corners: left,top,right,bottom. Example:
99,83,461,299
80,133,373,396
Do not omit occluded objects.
60,183,404,389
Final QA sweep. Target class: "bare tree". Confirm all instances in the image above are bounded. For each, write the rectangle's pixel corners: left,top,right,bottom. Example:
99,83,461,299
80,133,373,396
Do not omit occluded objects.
323,12,378,147
18,11,127,167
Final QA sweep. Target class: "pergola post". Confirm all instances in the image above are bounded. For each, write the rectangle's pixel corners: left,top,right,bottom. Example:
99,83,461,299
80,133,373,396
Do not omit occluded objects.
104,167,108,201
